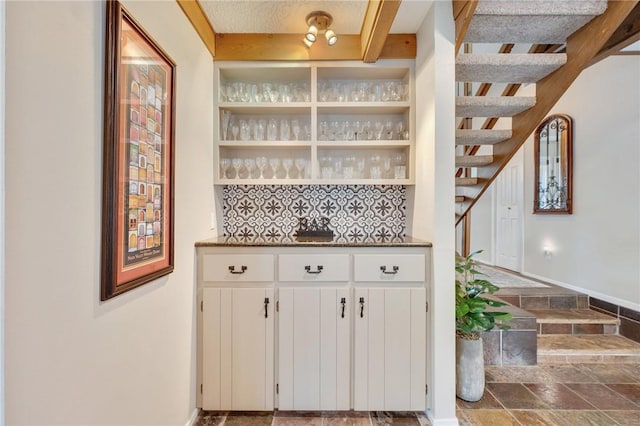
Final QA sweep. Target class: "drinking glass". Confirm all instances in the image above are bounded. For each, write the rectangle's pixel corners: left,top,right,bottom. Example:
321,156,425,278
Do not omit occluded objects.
295,158,306,179
256,119,266,140
267,119,278,141
291,120,301,140
239,120,250,141
256,156,268,179
280,119,290,141
282,158,294,179
231,122,240,140
318,121,329,141
220,158,231,179
221,110,232,141
231,158,242,179
394,165,406,179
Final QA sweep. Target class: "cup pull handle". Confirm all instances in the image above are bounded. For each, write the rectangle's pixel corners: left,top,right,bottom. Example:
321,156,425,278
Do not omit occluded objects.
380,265,399,275
305,265,324,274
229,265,247,274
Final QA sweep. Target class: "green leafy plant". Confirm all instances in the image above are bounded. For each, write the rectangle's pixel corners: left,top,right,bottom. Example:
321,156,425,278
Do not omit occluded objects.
455,250,512,340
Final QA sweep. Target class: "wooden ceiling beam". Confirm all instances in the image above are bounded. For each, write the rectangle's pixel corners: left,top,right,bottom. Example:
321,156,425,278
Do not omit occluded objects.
176,0,216,57
214,33,415,61
361,0,403,63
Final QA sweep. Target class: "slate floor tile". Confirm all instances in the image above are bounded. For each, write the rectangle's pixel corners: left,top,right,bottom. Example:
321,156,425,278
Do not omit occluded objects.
524,383,595,409
566,383,639,410
485,383,549,409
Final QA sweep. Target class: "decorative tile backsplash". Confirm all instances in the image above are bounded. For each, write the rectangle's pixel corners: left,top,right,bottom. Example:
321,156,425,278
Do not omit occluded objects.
223,185,406,242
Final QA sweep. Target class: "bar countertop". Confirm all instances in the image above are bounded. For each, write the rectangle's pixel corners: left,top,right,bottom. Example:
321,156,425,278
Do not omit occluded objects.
195,235,432,248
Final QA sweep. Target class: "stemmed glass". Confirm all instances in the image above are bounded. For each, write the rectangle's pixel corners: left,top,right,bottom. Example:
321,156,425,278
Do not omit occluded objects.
237,159,249,179
269,158,281,179
295,158,306,179
282,158,294,179
220,158,231,179
244,158,259,179
231,158,242,179
256,156,268,179
231,122,240,141
280,119,290,141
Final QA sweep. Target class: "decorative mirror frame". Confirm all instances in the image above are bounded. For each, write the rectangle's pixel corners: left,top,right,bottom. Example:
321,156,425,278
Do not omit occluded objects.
533,114,573,214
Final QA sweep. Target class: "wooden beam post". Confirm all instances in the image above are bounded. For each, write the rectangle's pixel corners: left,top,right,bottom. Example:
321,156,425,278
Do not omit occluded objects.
176,0,216,58
361,0,403,63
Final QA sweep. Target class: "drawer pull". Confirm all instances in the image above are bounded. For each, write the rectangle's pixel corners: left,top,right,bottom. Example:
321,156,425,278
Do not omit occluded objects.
380,265,399,275
304,265,324,274
264,297,269,318
228,265,247,274
340,297,346,318
359,297,365,318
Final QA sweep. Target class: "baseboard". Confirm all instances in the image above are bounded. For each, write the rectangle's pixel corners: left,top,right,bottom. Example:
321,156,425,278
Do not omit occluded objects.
427,415,460,426
185,408,200,426
522,271,640,312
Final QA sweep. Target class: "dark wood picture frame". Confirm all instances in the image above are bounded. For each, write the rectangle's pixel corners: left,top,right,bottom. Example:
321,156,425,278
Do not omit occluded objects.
102,0,176,300
533,114,573,214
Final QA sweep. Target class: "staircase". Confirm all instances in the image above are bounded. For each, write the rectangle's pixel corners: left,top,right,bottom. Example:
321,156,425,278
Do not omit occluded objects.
452,0,638,229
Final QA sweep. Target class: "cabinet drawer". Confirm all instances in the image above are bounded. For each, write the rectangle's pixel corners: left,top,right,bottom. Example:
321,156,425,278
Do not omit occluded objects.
202,254,274,282
279,254,350,282
353,254,425,282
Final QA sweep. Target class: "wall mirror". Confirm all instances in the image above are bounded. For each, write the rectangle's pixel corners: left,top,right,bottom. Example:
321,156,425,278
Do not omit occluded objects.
534,114,573,214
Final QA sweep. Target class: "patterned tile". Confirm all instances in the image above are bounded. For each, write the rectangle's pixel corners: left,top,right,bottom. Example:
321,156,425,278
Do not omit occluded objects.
223,185,406,242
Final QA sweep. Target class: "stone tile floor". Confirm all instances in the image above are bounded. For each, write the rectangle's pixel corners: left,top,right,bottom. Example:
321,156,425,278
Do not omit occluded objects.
196,363,640,425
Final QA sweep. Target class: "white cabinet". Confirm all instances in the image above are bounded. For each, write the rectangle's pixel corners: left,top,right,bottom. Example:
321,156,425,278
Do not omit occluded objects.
214,61,415,185
197,244,429,412
278,288,350,410
353,287,426,411
202,287,275,411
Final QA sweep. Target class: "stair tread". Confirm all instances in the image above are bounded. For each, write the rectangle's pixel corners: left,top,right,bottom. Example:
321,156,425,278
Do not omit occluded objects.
456,96,536,117
538,335,640,355
456,53,567,83
466,0,606,44
529,309,619,324
456,177,479,186
456,129,511,145
456,155,494,167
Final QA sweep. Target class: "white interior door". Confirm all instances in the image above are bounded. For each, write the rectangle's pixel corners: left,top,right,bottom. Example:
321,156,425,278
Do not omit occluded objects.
495,147,524,272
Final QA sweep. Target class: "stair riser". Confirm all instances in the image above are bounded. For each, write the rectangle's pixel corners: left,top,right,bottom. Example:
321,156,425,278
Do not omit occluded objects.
537,354,640,364
538,323,618,336
498,294,589,310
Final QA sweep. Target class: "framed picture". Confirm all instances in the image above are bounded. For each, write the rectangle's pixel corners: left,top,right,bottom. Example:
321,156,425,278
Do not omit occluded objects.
101,0,176,300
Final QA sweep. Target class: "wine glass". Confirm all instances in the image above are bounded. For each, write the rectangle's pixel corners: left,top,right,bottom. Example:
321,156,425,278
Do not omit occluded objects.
282,158,294,179
295,158,306,179
269,158,281,179
220,158,231,179
244,158,259,179
230,158,242,179
256,156,268,178
267,119,278,141
221,110,232,141
237,159,249,179
239,120,250,141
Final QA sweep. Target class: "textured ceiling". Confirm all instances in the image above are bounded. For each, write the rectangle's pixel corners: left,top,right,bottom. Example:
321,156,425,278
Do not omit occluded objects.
199,0,433,35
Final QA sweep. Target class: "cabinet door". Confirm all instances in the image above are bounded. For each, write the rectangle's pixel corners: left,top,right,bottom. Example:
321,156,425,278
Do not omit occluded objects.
202,288,274,411
353,287,426,411
278,288,350,410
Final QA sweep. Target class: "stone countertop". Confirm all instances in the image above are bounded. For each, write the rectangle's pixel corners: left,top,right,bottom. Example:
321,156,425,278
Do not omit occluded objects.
195,235,432,248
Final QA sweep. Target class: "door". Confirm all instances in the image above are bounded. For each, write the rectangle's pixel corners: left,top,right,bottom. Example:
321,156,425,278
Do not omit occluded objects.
202,287,275,411
278,288,350,410
495,147,524,272
353,287,426,411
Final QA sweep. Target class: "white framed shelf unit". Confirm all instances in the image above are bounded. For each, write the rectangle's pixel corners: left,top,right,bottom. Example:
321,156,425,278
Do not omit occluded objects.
214,60,415,185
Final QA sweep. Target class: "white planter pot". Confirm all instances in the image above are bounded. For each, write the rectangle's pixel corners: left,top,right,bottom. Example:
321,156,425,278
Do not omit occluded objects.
456,335,485,402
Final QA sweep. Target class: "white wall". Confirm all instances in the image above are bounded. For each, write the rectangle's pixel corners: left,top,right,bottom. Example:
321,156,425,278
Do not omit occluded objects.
0,0,5,423
413,2,457,424
5,1,214,424
523,55,640,310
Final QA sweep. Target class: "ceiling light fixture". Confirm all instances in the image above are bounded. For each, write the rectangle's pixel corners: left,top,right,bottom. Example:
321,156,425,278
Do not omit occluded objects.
304,11,338,47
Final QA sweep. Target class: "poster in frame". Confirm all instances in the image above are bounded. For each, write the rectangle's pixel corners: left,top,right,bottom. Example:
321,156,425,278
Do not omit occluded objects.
102,0,175,300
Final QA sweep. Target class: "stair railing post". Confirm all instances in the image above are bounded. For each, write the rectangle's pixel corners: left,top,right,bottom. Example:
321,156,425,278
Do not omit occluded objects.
462,212,471,257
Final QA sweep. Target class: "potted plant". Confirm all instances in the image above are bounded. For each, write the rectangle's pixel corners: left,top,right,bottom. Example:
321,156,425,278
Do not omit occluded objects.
455,250,512,402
